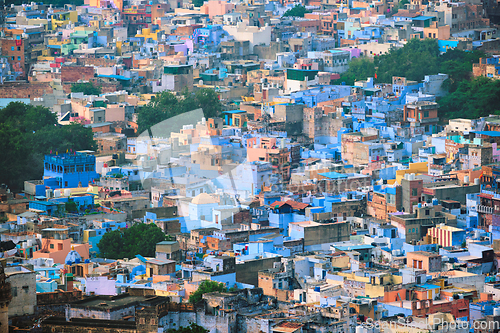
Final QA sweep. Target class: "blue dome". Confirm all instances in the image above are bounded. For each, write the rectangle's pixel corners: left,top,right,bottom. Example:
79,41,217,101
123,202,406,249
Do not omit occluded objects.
65,250,82,265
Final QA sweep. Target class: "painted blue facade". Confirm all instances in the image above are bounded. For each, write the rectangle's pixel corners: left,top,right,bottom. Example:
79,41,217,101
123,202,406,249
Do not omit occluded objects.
269,212,307,235
380,303,412,317
43,153,98,189
29,201,64,216
438,40,460,53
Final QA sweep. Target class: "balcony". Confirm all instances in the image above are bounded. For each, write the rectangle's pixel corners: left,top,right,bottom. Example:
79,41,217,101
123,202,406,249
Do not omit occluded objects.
477,205,494,214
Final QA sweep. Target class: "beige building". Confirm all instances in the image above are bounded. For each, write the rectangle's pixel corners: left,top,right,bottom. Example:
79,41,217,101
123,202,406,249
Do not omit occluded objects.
5,265,36,317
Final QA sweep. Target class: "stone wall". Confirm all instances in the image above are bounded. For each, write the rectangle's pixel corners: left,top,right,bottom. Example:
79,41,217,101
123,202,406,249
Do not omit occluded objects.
0,82,52,98
61,66,95,83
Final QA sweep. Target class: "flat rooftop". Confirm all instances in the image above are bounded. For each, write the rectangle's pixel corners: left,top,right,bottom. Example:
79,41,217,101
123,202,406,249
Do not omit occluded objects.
70,294,147,309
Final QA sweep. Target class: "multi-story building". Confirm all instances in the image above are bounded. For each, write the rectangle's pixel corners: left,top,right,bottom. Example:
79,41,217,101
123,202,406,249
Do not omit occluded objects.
434,2,489,33
403,101,440,135
247,137,291,181
43,153,99,189
390,205,457,243
122,4,153,35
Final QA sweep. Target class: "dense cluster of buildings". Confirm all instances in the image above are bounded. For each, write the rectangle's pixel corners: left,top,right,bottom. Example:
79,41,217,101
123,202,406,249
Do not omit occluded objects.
1,0,500,332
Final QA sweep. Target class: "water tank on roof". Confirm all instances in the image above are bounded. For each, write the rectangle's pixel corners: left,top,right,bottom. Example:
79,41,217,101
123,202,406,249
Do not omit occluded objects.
64,189,71,197
475,178,480,185
464,175,470,184
54,190,61,198
432,198,439,206
494,308,500,316
474,230,481,240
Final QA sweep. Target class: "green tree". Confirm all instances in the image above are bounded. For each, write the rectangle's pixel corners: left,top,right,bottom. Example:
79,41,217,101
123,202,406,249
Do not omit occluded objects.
65,200,78,213
97,223,166,259
282,5,311,17
336,39,483,89
398,0,409,9
188,280,227,304
193,88,221,119
166,323,208,333
334,57,375,86
373,38,440,83
192,0,205,7
438,77,500,121
0,102,96,191
137,88,222,134
71,82,102,95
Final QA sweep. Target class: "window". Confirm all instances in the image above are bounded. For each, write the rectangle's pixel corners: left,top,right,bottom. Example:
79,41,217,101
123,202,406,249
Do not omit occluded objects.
424,111,429,118
16,35,20,40
425,209,430,216
11,287,17,297
11,47,14,51
412,188,418,196
17,47,20,51
50,244,54,249
17,56,21,61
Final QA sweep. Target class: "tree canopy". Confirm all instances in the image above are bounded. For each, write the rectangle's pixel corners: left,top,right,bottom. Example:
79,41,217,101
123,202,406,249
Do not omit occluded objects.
438,77,500,121
137,88,222,134
71,82,102,96
0,102,96,191
97,223,166,259
282,5,311,18
336,38,484,86
335,38,490,121
192,0,205,7
188,280,227,304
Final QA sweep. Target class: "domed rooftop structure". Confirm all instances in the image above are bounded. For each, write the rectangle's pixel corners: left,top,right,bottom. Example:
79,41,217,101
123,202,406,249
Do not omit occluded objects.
191,193,217,205
65,247,82,265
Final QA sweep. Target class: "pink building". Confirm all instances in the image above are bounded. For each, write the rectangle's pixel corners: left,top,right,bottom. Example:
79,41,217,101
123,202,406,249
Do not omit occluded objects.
201,0,235,19
293,58,319,70
493,143,500,163
247,137,291,181
105,104,126,122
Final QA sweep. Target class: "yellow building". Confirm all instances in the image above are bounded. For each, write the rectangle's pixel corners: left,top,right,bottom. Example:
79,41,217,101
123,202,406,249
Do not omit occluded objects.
135,28,160,41
395,162,428,184
50,11,78,31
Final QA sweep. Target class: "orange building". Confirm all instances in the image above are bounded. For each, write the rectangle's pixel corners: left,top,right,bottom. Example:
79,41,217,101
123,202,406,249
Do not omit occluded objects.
33,238,89,264
406,251,442,273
